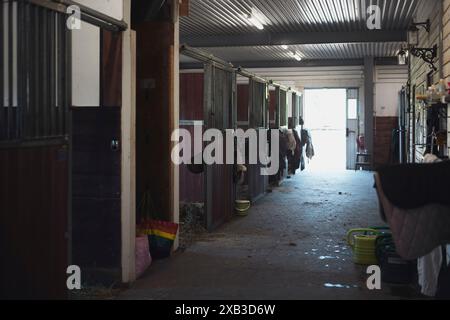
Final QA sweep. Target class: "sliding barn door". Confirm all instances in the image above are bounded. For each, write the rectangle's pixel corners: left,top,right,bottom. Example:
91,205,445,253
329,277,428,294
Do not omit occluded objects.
204,64,236,231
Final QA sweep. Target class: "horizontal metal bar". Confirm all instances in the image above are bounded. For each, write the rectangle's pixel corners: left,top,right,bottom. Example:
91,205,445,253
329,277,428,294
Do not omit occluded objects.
179,120,204,126
236,67,268,84
268,80,289,92
180,44,234,70
0,136,68,149
181,30,407,48
182,57,398,70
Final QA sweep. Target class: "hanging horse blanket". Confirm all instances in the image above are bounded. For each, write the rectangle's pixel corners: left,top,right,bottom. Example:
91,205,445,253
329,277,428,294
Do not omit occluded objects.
375,173,450,260
376,161,450,210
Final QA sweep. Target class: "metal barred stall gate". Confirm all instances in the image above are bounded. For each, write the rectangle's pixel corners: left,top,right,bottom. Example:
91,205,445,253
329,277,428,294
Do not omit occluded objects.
0,0,127,299
244,74,269,203
181,46,237,231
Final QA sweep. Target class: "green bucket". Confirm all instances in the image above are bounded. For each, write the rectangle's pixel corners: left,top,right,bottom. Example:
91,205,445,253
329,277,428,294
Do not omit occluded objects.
347,228,381,265
235,200,251,216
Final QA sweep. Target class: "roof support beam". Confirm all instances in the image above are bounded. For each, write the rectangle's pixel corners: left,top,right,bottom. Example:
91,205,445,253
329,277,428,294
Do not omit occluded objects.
181,30,407,47
180,57,399,70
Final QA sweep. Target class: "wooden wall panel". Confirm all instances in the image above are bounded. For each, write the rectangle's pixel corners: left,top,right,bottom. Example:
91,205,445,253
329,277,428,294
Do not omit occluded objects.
180,73,204,120
409,0,443,162
237,84,249,123
0,144,68,299
135,21,175,221
101,30,123,107
443,0,450,157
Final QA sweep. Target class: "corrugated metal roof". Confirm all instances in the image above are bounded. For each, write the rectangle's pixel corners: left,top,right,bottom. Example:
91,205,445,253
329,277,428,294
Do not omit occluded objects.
181,0,424,36
181,42,405,62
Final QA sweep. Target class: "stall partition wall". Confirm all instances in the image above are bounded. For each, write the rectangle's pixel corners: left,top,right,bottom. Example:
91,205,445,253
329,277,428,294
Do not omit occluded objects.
180,73,204,204
0,1,70,299
204,64,237,231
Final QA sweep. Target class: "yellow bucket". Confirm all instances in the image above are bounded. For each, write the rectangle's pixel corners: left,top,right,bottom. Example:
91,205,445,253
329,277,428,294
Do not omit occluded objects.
235,200,251,216
347,229,380,265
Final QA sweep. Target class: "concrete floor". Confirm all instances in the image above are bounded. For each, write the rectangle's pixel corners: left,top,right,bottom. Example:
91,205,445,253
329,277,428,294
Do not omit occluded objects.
120,171,420,300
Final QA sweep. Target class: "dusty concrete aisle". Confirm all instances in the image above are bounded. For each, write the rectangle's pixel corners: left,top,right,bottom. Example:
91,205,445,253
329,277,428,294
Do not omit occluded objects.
120,171,418,300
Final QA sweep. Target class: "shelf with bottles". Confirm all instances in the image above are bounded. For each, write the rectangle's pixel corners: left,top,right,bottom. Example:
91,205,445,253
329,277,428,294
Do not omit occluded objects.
416,79,450,107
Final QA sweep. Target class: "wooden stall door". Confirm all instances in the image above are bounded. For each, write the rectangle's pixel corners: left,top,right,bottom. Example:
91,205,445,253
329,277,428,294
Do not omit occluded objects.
204,65,236,231
0,143,69,299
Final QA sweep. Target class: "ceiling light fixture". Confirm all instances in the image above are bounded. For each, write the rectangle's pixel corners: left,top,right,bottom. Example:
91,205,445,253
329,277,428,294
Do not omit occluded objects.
246,14,264,30
281,45,289,50
243,8,268,30
291,51,302,61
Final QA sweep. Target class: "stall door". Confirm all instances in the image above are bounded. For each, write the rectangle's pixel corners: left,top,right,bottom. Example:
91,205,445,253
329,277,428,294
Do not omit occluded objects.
0,1,70,299
346,89,359,170
248,80,269,202
204,64,236,231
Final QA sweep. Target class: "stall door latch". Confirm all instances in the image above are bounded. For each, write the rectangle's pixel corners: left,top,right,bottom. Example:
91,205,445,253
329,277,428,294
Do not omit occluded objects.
111,139,120,152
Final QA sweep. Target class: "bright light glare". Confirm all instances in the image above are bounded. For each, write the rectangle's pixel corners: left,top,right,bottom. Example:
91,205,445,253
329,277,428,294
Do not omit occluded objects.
248,16,264,30
304,89,347,171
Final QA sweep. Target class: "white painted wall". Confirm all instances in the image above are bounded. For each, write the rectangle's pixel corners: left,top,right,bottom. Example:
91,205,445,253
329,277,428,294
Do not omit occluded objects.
72,0,123,107
76,0,123,20
72,23,100,106
374,66,408,117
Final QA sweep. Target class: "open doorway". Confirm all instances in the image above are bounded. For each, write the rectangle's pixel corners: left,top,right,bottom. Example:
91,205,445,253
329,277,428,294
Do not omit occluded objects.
304,89,355,171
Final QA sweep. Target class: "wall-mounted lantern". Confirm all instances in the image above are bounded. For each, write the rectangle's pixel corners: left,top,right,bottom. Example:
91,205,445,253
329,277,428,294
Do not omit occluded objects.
398,19,437,71
397,49,408,66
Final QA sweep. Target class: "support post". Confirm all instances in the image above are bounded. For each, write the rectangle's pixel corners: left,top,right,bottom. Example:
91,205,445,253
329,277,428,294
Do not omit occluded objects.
121,0,136,284
364,56,375,169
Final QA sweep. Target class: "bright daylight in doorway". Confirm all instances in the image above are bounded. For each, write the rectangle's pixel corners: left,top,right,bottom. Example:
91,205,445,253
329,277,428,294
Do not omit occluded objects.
304,89,347,171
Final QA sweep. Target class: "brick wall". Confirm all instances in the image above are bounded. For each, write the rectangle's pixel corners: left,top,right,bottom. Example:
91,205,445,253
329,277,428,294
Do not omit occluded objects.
374,117,398,168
